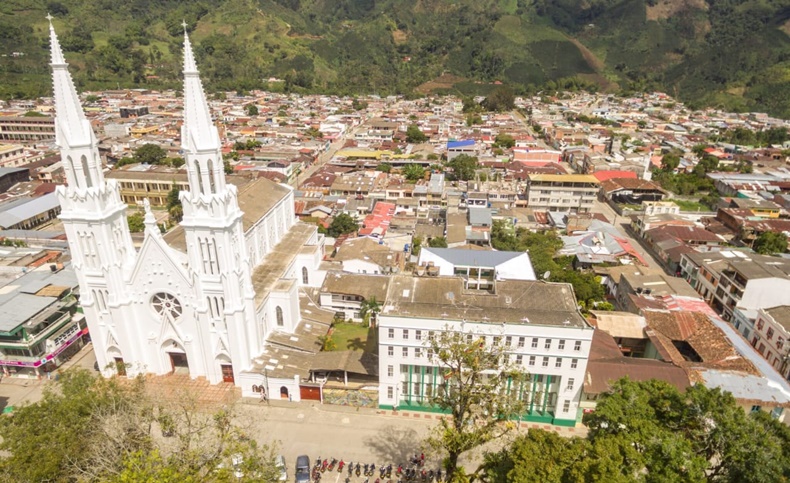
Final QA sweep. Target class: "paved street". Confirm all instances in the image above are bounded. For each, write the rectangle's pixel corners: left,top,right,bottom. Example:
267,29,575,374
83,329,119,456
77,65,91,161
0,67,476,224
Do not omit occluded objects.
591,198,667,273
293,124,364,188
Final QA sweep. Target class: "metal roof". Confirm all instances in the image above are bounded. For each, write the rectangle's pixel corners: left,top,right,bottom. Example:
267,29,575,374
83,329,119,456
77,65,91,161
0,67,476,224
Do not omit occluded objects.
0,293,57,333
447,140,475,149
421,247,524,268
0,192,60,229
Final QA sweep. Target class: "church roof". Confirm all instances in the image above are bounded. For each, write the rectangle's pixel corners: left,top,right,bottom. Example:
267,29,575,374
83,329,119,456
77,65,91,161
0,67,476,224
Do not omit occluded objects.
163,177,292,252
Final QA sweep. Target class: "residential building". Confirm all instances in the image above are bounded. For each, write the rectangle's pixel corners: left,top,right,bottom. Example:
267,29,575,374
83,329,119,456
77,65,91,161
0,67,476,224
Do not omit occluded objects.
319,271,391,320
0,144,26,167
332,237,401,275
749,306,790,379
0,166,30,193
378,275,594,426
525,174,599,213
0,116,55,142
446,140,477,160
0,264,88,379
0,192,61,230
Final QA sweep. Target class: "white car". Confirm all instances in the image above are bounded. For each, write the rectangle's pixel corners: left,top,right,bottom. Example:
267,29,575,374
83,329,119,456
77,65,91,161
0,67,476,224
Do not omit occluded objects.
276,455,288,481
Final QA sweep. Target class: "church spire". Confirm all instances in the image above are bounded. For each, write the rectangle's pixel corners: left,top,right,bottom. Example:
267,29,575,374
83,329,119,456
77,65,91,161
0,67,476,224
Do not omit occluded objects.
180,24,226,196
49,15,92,149
48,15,103,190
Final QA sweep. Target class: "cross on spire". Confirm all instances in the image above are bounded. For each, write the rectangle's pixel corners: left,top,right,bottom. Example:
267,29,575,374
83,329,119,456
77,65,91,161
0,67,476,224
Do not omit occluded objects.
46,13,54,23
181,20,188,31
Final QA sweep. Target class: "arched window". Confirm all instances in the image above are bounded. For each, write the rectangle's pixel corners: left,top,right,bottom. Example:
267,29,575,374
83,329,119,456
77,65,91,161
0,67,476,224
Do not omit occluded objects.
80,155,93,188
207,159,216,194
302,266,309,285
67,156,79,188
194,160,204,195
276,306,284,327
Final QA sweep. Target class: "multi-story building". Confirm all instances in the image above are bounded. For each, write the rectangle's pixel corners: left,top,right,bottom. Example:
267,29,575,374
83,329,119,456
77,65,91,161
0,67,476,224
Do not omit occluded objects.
525,174,599,213
0,116,56,143
0,144,26,167
0,264,87,378
378,275,594,426
749,306,790,380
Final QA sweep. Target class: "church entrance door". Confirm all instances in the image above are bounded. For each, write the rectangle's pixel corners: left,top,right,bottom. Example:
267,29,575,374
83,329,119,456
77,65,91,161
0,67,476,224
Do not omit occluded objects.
169,353,189,374
221,364,234,383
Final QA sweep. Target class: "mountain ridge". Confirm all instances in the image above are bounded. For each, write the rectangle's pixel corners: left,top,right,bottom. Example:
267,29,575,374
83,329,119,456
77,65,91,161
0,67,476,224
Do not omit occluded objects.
2,0,790,117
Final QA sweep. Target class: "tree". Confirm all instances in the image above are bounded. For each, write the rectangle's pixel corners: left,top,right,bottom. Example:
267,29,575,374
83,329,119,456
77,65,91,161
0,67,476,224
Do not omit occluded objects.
424,330,528,481
0,369,280,482
447,154,479,181
327,213,358,238
167,184,183,223
428,236,448,248
494,133,515,149
352,99,368,111
127,212,145,233
753,231,788,254
411,235,422,256
406,124,428,143
133,143,167,165
403,163,426,181
318,334,337,351
482,86,515,112
661,152,681,171
359,296,382,326
245,104,258,116
376,162,392,173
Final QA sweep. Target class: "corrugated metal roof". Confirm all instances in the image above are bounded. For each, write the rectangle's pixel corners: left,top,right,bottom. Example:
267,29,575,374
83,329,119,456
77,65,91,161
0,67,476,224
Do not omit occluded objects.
0,293,57,332
0,192,60,229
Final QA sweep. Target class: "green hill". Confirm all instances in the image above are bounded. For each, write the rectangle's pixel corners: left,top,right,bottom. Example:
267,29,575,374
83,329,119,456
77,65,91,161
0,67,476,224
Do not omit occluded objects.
3,0,790,117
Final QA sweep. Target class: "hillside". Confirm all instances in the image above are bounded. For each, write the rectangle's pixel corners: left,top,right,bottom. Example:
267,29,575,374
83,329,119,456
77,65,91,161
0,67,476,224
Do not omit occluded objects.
2,0,790,117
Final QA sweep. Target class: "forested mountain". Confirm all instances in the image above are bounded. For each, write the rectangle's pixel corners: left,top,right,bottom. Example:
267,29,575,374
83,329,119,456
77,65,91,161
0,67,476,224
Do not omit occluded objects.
3,0,790,117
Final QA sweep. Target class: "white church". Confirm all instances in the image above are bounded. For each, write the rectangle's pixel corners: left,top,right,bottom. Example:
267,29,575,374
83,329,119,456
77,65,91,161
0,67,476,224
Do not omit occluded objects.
49,19,327,399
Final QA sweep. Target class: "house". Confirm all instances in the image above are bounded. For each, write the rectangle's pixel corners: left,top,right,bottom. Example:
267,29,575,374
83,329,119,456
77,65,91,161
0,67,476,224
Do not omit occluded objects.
600,178,666,204
0,192,62,230
319,271,391,321
749,306,790,379
0,263,89,379
332,237,401,275
559,219,647,267
417,247,536,283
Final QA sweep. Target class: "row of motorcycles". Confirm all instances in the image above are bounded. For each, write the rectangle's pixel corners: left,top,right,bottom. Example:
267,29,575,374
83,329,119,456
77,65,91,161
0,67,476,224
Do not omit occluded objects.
310,455,445,483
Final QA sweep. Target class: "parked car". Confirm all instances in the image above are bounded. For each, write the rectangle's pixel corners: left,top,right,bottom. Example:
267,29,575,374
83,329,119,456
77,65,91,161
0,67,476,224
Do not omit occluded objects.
295,455,310,483
276,455,288,481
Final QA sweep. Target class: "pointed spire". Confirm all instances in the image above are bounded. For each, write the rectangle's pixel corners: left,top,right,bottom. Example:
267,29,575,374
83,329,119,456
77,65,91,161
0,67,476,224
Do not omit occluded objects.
49,17,92,147
143,199,160,237
181,27,218,153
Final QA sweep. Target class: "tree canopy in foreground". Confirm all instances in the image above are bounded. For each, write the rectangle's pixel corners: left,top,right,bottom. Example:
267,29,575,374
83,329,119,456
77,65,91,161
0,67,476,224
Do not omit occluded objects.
480,378,790,483
0,369,279,483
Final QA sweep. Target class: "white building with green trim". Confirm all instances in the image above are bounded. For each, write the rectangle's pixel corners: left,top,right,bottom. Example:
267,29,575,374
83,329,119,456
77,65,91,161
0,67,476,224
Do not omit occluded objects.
377,275,593,427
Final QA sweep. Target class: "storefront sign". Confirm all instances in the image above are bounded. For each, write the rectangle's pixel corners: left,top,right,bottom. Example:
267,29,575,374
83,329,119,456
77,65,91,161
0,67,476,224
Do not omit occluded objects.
0,327,87,367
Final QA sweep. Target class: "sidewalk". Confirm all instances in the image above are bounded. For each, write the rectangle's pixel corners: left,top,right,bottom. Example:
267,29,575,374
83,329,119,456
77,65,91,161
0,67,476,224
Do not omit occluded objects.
241,396,587,438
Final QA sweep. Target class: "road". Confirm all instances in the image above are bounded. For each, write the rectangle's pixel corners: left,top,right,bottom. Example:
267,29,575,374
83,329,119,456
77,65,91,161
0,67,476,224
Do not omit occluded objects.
591,198,667,273
293,124,364,189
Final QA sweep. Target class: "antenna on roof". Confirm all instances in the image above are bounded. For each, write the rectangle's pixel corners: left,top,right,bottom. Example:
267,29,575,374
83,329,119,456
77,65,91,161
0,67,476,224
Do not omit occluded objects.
521,317,530,323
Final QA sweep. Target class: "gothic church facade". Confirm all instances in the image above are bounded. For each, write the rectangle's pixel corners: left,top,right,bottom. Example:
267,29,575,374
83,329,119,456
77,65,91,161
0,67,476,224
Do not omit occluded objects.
49,19,326,398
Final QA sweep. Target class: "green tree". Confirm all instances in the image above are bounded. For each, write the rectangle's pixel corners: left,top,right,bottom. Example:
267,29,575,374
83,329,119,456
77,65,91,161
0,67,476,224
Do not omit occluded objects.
411,235,422,256
428,236,448,248
376,162,392,173
245,104,258,116
133,143,167,165
406,124,428,143
447,154,479,181
482,86,515,112
424,330,529,481
359,296,382,325
166,184,183,223
318,334,337,351
0,369,280,483
127,211,145,233
223,159,233,175
327,213,358,238
494,133,515,149
753,231,788,254
661,152,681,171
403,163,426,181
352,99,368,111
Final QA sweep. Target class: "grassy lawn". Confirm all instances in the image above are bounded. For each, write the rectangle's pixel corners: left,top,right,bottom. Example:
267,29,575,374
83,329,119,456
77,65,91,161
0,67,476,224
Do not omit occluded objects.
673,199,709,212
329,322,377,353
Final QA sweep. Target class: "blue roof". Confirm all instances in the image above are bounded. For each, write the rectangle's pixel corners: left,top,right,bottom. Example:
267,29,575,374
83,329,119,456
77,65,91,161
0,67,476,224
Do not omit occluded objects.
447,140,475,149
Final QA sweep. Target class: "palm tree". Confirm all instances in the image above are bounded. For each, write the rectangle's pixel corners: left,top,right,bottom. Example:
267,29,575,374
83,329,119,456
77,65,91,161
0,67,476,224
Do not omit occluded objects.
360,296,382,327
